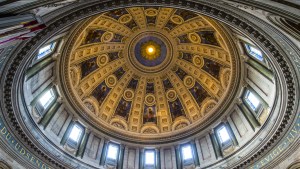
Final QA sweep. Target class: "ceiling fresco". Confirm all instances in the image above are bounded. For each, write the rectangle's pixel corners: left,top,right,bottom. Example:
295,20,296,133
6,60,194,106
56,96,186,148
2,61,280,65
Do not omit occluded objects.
65,7,237,136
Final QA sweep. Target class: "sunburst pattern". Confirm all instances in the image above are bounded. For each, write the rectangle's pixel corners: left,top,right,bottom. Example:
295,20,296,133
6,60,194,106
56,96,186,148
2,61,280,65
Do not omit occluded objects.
65,7,236,135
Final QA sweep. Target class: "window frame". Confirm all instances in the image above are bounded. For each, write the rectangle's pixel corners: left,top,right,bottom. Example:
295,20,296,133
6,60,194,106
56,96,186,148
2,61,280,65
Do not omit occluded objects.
105,142,120,166
35,87,57,116
144,149,156,168
243,89,263,117
180,144,194,166
215,123,234,150
66,123,84,149
244,44,264,62
36,41,57,60
242,42,272,69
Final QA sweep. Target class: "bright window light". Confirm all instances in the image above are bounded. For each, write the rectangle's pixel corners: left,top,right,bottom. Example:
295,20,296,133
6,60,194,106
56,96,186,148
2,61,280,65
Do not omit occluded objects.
245,44,264,61
37,42,56,60
182,145,193,160
107,144,119,160
69,125,82,142
39,89,55,108
145,151,155,165
218,126,230,143
246,91,260,110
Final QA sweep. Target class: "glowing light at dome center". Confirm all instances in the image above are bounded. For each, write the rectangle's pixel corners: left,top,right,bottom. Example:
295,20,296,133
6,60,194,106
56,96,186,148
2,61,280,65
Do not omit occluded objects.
146,45,155,55
141,41,161,60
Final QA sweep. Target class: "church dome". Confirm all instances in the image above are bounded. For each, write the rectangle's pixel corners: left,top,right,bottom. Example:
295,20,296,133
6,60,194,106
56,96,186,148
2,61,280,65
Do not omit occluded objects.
61,7,239,140
0,1,299,169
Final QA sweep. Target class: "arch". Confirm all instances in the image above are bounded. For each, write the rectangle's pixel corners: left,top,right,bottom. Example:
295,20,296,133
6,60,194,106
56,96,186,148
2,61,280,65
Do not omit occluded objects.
110,117,129,131
172,117,190,131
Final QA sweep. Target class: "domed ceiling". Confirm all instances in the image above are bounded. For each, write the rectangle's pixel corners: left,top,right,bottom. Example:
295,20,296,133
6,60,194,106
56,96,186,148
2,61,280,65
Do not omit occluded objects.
63,7,238,136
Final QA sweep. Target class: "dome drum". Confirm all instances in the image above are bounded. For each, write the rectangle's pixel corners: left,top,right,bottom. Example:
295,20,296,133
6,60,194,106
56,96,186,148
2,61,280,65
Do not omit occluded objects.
0,2,298,169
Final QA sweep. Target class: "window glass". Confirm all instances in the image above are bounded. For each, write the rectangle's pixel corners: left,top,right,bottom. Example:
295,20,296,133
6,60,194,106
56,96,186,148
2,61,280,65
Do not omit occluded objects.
245,44,264,62
245,91,260,110
145,150,155,165
107,144,119,160
218,126,230,143
69,125,82,142
39,89,55,108
37,42,56,60
182,145,193,160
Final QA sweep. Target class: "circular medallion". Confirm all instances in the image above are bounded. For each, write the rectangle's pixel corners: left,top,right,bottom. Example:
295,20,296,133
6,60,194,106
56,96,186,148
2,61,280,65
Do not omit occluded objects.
105,75,117,88
145,8,158,16
123,89,134,101
188,32,201,44
184,76,195,89
145,94,156,106
166,89,177,102
97,54,109,66
170,15,184,24
119,14,132,24
193,55,204,68
101,31,114,42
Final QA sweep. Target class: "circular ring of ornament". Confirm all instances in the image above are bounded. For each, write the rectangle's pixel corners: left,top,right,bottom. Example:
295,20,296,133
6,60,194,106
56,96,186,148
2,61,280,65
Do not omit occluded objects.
145,8,158,16
123,89,135,101
183,75,195,89
170,15,184,24
166,89,177,102
193,55,204,68
97,54,109,66
119,14,132,24
105,75,117,88
101,31,114,42
144,93,156,106
188,32,201,44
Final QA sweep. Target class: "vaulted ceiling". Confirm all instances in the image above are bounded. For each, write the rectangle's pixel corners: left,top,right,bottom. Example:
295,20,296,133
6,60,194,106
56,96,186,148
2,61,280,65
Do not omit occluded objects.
63,7,237,136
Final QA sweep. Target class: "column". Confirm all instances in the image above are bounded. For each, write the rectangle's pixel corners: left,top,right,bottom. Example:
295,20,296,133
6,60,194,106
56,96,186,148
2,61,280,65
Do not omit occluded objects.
117,145,125,169
191,140,200,166
238,102,260,129
156,149,161,169
139,148,144,169
39,97,62,129
209,131,222,159
76,129,90,158
60,120,75,145
100,139,109,166
175,145,182,169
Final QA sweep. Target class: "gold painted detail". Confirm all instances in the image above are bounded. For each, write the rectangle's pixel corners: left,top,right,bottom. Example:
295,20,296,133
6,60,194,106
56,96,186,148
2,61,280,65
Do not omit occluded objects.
64,7,237,136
